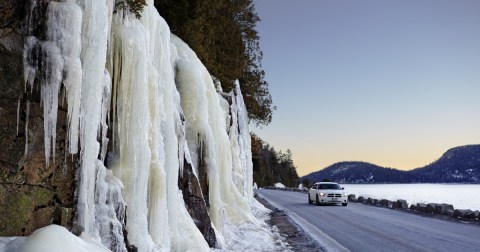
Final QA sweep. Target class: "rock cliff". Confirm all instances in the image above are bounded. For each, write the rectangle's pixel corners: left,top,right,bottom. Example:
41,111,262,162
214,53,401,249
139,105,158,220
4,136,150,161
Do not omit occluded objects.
0,0,77,236
0,2,216,248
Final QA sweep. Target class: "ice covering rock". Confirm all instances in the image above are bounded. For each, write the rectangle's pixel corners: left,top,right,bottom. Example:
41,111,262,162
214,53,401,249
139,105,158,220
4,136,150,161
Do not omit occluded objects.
17,0,287,251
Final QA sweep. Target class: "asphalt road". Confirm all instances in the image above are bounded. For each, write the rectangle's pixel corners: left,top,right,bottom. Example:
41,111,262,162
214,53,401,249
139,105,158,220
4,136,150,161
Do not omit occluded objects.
256,189,480,252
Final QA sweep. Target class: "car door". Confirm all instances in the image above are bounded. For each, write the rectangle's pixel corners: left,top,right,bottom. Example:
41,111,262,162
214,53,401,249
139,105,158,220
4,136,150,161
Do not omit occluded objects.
310,184,317,198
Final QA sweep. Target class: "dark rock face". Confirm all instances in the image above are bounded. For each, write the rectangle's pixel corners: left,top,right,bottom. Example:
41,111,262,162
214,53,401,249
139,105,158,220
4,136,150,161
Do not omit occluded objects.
379,199,391,207
434,204,454,215
392,199,408,209
453,209,474,219
0,0,77,236
178,157,217,247
426,203,438,213
415,203,428,213
473,210,479,219
366,198,374,204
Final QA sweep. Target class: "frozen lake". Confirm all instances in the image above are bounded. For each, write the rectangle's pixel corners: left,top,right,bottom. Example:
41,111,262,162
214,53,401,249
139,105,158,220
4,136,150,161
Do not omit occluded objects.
341,184,480,211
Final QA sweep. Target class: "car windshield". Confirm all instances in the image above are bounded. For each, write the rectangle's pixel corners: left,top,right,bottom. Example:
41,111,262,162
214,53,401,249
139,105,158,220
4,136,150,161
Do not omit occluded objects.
318,184,341,190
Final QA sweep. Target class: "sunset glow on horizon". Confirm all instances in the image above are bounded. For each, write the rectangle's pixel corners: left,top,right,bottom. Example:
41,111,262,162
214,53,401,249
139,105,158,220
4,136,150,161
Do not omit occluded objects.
252,0,480,176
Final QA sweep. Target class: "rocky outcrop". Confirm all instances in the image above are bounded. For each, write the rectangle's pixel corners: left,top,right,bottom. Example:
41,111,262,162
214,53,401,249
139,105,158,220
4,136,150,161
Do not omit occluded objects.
351,195,479,223
392,200,408,209
434,204,454,215
178,158,217,247
0,0,78,236
453,209,478,219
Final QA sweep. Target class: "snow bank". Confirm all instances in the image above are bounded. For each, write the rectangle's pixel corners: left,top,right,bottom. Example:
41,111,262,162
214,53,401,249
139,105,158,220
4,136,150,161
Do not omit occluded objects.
275,182,286,188
0,225,109,252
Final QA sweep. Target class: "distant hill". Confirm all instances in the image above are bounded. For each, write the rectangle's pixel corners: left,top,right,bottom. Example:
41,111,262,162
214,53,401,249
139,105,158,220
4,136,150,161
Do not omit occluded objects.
411,145,480,183
301,145,480,184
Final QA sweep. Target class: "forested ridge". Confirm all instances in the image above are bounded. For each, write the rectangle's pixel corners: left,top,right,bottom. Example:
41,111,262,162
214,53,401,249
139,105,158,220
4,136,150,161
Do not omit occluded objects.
301,145,480,184
251,134,300,187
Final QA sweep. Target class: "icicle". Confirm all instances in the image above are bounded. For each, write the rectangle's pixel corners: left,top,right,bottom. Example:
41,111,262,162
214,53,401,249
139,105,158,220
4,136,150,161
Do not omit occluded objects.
228,88,245,195
24,101,30,155
16,96,21,136
100,70,111,162
25,0,37,36
45,1,83,155
75,0,112,241
40,41,63,165
233,81,254,201
94,160,127,252
23,36,37,93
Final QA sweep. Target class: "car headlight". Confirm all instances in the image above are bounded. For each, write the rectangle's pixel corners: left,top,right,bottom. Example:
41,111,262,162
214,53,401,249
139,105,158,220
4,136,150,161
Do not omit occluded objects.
343,193,348,197
319,192,326,196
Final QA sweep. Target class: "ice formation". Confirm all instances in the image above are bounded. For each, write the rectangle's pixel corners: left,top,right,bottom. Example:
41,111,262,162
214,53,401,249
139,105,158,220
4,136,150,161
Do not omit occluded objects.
17,0,287,251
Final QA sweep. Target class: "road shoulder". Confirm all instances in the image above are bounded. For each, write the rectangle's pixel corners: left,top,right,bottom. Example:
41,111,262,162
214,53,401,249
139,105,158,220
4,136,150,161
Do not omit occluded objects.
255,194,325,252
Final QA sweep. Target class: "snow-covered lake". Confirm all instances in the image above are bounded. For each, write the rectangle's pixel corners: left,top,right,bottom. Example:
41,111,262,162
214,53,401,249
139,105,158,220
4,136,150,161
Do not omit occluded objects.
341,184,480,211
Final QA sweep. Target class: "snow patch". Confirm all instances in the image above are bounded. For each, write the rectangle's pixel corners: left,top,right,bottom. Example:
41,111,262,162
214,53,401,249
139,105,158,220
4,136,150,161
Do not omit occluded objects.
1,225,109,252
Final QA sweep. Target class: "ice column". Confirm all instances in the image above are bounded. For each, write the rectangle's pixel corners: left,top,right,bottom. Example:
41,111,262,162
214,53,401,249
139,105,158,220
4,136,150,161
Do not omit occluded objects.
233,81,254,202
23,2,83,162
46,2,83,155
173,35,255,244
108,2,209,251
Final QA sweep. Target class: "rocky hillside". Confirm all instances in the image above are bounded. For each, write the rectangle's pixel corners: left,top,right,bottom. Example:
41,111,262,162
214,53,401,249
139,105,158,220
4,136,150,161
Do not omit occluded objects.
302,162,414,184
301,145,480,184
411,145,480,183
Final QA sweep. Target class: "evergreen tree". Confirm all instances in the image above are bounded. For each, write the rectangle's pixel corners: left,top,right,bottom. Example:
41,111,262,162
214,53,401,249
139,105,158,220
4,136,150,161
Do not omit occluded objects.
251,134,299,187
154,0,274,125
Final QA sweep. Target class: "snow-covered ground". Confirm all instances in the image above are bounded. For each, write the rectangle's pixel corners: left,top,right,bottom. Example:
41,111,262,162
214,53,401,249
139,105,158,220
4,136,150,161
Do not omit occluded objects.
0,203,290,252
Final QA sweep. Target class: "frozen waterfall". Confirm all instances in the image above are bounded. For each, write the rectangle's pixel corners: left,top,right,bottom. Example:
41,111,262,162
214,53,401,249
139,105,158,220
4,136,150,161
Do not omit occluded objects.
14,0,287,251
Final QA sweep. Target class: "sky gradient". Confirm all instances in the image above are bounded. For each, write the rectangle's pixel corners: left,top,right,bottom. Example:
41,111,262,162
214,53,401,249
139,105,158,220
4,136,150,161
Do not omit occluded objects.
252,0,480,176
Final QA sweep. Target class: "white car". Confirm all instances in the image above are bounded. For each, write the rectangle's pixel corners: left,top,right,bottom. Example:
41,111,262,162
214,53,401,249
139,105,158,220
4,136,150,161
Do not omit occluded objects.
308,182,348,206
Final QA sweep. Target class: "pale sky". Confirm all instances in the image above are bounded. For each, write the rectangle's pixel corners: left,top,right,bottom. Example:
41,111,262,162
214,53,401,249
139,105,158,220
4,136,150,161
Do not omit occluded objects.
252,0,480,176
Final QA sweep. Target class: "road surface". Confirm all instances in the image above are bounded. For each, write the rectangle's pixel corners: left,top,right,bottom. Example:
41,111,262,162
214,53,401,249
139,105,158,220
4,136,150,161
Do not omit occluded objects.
256,189,480,252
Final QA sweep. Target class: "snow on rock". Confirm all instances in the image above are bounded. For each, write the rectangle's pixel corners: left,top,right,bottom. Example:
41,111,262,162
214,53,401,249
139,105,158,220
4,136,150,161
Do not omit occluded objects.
16,0,286,251
275,182,286,189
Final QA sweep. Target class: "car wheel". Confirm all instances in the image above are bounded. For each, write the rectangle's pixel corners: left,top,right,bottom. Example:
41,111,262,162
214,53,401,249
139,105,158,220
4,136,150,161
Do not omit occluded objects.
316,194,320,206
308,194,312,204
342,203,348,207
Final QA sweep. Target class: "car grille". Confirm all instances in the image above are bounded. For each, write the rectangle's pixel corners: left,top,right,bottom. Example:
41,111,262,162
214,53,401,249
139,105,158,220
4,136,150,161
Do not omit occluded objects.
327,194,342,197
